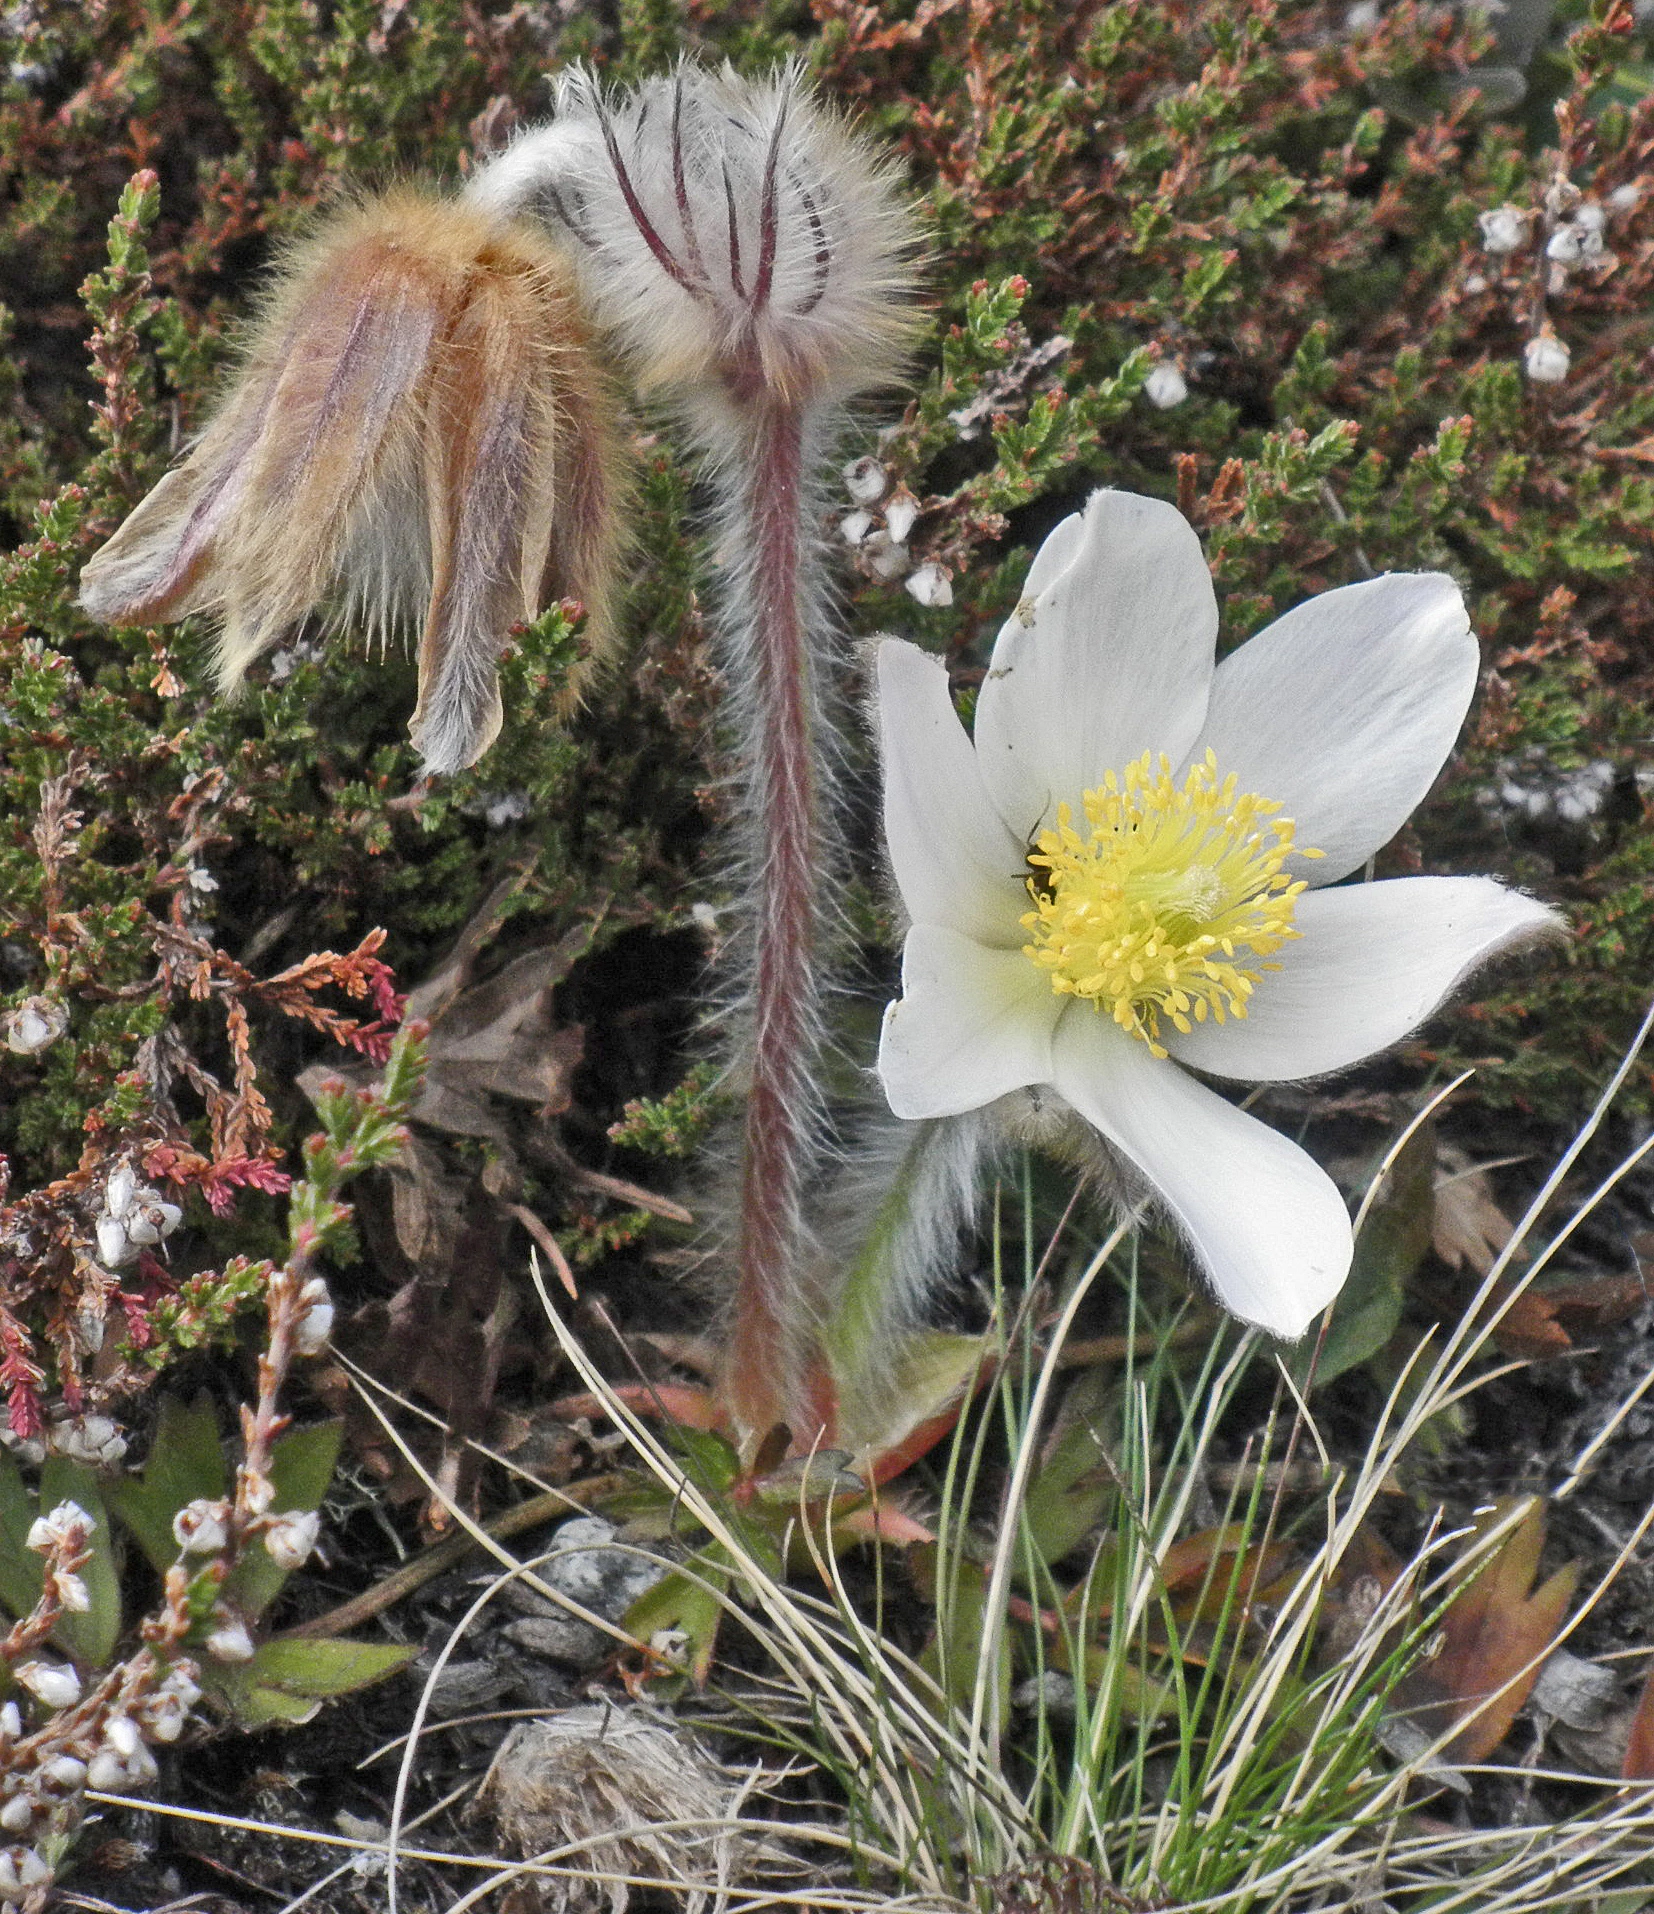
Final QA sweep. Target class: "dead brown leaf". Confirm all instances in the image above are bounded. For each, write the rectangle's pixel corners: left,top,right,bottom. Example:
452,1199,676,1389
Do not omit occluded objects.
1490,1270,1649,1359
1490,1286,1577,1359
1328,1502,1580,1769
1431,1148,1517,1277
1416,1499,1579,1765
295,889,609,1522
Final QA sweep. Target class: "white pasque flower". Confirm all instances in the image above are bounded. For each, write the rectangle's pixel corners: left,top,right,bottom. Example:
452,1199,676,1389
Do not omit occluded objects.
875,490,1561,1338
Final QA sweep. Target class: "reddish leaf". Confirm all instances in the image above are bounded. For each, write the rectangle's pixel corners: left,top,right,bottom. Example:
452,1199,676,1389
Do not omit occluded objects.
1621,1659,1654,1780
549,1381,726,1433
1422,1500,1579,1765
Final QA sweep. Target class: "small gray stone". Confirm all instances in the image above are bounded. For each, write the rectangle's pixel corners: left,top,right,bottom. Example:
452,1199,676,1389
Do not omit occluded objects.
501,1615,609,1665
1532,1648,1619,1730
498,1515,669,1668
421,1658,514,1717
534,1516,667,1618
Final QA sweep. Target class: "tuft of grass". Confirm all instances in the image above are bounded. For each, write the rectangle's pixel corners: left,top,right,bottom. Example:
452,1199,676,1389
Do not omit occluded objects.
513,997,1654,1912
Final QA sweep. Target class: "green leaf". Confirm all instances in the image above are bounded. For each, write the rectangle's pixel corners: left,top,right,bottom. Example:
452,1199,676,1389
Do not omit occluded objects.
0,1450,43,1622
622,1553,732,1686
212,1636,417,1729
748,1451,865,1507
225,1421,343,1621
917,1550,1012,1726
1299,1123,1435,1391
1018,1418,1113,1577
0,1455,124,1666
837,1328,990,1475
664,1428,740,1496
39,1460,121,1667
108,1395,227,1576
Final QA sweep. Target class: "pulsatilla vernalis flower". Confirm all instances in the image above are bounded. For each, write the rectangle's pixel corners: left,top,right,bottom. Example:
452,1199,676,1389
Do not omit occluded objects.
468,61,921,420
876,490,1561,1338
80,189,627,775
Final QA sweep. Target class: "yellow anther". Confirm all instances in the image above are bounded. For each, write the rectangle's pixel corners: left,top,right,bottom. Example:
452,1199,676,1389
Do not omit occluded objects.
1020,750,1311,1054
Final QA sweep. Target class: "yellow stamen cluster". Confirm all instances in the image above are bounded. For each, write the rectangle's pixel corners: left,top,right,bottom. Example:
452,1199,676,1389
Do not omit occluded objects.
1021,749,1319,1058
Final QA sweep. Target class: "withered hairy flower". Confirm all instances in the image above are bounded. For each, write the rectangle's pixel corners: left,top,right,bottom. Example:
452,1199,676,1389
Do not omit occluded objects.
80,189,628,774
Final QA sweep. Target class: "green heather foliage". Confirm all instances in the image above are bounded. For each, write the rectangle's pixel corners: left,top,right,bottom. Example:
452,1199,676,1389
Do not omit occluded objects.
0,0,1651,1425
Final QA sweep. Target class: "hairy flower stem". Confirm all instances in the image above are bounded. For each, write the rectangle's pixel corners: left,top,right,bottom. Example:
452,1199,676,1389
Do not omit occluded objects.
466,64,920,1452
725,397,834,1449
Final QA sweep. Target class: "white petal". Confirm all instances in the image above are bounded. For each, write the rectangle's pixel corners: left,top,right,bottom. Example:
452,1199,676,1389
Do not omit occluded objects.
1051,1013,1351,1338
877,641,1030,946
879,925,1060,1119
1165,877,1561,1082
973,491,1216,837
1187,573,1476,884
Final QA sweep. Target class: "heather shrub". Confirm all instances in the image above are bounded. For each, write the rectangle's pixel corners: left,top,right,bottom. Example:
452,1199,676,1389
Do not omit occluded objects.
1,0,1652,1900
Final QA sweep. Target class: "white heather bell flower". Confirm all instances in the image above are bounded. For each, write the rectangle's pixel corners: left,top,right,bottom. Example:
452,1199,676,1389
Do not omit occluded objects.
262,1509,321,1572
844,457,889,506
94,1214,134,1267
48,1414,126,1467
905,562,953,609
0,1846,50,1894
26,1501,93,1554
883,486,920,546
205,1615,256,1663
49,1571,90,1613
874,490,1561,1338
173,1499,230,1556
1524,328,1571,384
1144,361,1189,409
3,996,66,1055
1479,205,1530,254
105,1163,137,1220
15,1660,81,1710
293,1295,335,1357
41,1755,86,1791
840,509,874,546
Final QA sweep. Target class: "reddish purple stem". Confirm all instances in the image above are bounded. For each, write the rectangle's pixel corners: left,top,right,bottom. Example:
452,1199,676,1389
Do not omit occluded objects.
724,400,828,1447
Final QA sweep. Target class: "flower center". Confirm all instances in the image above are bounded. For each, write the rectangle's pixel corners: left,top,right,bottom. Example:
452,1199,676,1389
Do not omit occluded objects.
1021,749,1319,1058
